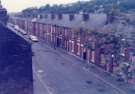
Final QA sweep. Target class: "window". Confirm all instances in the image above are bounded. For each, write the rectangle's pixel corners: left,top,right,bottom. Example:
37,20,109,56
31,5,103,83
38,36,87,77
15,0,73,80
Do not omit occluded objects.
83,14,89,21
44,14,48,19
58,14,62,20
51,14,55,20
69,14,75,21
38,15,43,19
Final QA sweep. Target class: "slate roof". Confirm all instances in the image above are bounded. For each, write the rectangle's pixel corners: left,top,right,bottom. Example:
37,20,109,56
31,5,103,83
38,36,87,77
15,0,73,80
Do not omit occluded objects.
12,13,107,30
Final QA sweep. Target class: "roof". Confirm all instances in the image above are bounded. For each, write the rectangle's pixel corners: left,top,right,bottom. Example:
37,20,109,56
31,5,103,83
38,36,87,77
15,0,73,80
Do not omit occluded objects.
12,13,107,30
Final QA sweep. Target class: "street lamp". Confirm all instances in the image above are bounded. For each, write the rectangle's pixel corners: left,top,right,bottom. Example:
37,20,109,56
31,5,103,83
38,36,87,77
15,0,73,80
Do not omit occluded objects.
112,54,114,58
110,54,114,73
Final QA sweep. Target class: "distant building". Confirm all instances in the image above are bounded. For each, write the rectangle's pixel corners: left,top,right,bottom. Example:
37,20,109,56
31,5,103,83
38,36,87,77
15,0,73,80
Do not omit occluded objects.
0,0,8,25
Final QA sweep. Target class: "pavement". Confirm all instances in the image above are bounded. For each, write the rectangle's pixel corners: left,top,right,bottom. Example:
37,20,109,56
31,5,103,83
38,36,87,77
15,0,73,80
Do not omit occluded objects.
32,41,135,94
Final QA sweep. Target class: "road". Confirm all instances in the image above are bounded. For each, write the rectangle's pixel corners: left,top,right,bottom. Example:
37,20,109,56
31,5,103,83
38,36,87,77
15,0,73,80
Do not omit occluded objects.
32,42,129,94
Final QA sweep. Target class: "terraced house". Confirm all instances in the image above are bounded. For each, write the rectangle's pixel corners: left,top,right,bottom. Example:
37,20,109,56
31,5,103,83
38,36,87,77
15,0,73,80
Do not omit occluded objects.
9,12,135,82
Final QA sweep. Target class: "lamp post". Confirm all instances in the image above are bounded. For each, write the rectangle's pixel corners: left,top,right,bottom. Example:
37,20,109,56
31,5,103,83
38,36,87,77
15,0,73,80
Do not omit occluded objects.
110,54,114,73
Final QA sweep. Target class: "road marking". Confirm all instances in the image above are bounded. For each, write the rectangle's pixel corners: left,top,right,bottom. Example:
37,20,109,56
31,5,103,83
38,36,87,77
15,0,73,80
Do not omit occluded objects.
37,69,44,73
33,68,54,94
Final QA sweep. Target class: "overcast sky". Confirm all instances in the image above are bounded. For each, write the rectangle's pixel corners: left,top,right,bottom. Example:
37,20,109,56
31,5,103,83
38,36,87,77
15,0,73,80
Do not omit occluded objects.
2,0,89,12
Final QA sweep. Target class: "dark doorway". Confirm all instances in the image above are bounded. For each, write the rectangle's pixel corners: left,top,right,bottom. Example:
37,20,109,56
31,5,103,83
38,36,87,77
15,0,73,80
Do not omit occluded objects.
56,38,61,47
83,51,87,60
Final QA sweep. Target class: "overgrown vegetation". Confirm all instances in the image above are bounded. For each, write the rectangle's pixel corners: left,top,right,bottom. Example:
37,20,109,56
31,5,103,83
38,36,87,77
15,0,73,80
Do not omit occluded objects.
21,0,135,17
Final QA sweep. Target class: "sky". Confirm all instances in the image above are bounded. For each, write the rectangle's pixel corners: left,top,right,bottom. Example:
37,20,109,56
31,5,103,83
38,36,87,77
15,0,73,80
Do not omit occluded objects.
1,0,89,12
